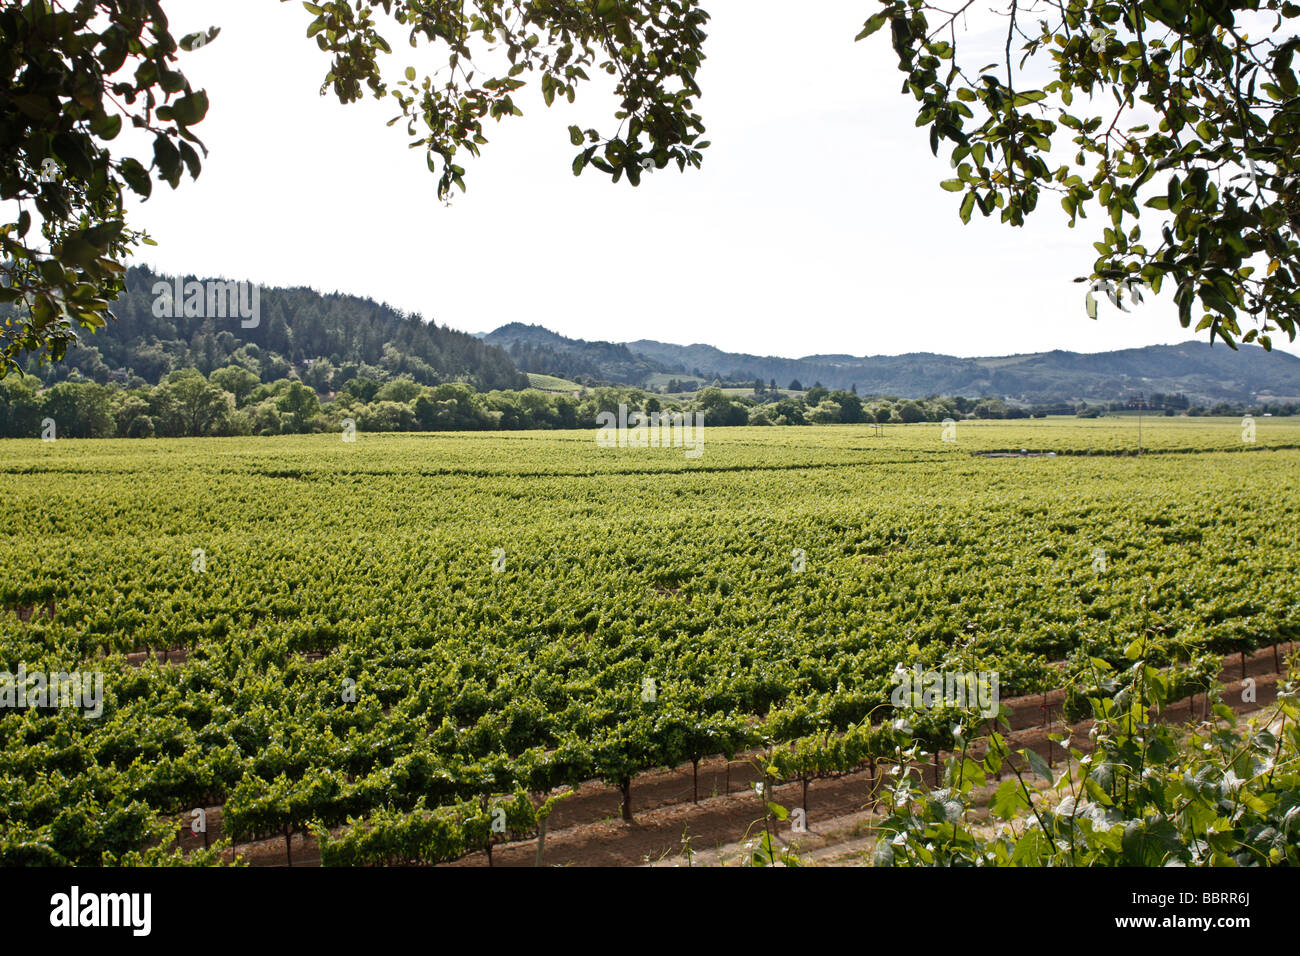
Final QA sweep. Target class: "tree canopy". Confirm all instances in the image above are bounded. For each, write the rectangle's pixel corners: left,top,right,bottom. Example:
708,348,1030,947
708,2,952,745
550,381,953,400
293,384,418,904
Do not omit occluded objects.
1,0,708,375
859,0,1300,349
1,0,218,373
3,0,1298,375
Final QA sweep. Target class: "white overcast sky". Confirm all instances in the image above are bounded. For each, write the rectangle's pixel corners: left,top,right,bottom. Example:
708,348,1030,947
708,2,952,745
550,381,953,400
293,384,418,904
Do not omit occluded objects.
120,0,1300,360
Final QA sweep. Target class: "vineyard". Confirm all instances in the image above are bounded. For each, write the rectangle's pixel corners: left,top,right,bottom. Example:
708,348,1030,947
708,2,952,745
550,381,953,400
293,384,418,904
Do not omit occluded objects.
2,418,1298,865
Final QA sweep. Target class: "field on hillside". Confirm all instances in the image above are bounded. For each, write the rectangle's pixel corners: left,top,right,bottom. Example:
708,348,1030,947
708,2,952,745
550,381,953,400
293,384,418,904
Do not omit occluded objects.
2,418,1298,864
525,373,583,393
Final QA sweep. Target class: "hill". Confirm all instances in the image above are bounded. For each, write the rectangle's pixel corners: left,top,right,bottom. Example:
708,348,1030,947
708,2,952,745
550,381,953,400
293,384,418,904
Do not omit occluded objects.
32,266,527,391
474,326,1300,405
477,323,669,384
23,266,1300,406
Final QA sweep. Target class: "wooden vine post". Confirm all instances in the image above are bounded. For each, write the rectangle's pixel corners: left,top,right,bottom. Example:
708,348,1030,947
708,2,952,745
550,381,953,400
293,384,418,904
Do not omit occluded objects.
480,795,494,866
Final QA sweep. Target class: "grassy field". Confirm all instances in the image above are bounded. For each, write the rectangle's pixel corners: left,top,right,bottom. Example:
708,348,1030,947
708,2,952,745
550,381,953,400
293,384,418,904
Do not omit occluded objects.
2,417,1298,863
525,373,583,392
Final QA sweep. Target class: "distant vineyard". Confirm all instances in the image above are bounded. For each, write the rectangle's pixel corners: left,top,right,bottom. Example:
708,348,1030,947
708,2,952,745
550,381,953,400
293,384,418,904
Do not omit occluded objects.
1,419,1298,864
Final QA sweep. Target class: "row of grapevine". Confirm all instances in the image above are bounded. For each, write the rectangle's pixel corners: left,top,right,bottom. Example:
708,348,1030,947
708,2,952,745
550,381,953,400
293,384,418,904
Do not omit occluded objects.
1,422,1297,862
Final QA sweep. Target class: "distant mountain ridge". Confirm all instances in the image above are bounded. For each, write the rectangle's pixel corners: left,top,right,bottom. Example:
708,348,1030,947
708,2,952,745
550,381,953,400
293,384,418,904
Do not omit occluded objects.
31,268,1300,405
477,323,1300,404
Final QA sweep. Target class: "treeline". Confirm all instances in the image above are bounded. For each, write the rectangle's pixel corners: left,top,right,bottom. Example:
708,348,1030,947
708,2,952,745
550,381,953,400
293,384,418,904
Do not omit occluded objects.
1,370,575,438
1077,395,1299,417
13,266,527,392
0,371,688,438
742,388,1031,424
2,370,1200,439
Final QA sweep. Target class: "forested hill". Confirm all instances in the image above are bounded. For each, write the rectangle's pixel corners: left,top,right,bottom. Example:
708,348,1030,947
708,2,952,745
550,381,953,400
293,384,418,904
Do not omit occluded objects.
35,266,527,390
624,339,1300,404
478,322,667,383
475,324,1300,405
